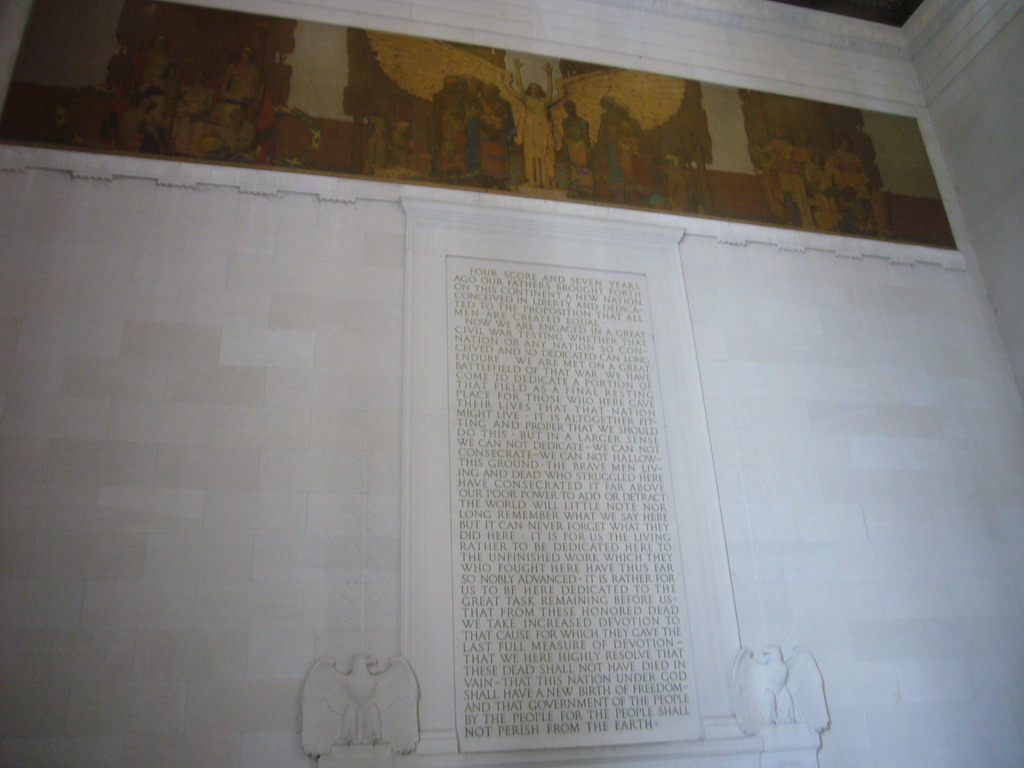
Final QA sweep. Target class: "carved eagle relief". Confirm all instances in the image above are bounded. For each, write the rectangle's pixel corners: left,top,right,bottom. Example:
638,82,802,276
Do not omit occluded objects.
301,654,420,756
730,645,829,736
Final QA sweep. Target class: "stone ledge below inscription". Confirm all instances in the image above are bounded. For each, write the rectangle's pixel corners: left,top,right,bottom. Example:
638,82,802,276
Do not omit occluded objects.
320,743,393,768
395,718,821,768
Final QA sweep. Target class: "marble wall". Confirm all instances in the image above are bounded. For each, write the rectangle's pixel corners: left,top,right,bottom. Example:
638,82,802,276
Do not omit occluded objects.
0,1,1022,767
0,166,407,767
683,233,1024,768
907,0,1024,395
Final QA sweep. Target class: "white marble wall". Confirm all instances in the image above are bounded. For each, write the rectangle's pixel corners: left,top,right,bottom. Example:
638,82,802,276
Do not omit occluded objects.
907,0,1024,395
0,1,1022,767
0,167,406,767
683,234,1024,768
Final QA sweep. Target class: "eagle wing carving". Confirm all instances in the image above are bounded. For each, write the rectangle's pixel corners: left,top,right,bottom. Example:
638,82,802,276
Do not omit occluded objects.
301,654,420,757
730,645,828,736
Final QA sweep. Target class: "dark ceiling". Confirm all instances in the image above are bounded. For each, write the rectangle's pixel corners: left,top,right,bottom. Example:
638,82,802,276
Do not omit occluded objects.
767,0,926,26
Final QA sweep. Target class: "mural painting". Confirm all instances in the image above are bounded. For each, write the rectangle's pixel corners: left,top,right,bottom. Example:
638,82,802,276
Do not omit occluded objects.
0,0,955,248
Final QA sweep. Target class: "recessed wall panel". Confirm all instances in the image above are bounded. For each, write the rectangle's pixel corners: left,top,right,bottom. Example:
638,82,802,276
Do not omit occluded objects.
447,257,697,750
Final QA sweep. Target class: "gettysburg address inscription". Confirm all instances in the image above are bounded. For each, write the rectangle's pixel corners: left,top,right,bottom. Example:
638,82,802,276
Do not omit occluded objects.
447,257,698,751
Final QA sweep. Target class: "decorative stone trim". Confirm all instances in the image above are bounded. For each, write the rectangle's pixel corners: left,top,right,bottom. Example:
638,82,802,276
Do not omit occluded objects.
777,242,807,254
717,236,750,247
0,143,966,273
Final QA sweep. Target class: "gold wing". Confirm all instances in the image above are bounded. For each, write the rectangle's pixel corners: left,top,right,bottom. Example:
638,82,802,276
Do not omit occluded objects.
557,68,687,143
366,30,513,100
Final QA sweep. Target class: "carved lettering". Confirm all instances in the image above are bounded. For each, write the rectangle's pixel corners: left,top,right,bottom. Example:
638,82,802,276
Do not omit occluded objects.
449,260,696,751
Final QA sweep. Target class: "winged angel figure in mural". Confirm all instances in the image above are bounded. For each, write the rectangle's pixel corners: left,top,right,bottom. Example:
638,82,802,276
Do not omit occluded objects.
301,654,419,759
365,30,687,194
730,645,829,736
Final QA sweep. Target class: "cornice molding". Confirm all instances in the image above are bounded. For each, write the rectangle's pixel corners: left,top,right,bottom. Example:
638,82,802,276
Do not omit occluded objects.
904,0,972,58
906,0,1020,102
579,0,912,60
119,0,913,62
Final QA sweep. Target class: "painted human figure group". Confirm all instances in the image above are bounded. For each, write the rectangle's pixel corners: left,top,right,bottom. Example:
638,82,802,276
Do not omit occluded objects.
427,58,567,192
109,35,890,239
394,61,665,206
756,134,891,237
430,72,518,188
115,35,264,162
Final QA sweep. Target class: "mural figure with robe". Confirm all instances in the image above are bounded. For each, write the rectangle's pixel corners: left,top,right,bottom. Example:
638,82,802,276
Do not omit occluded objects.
509,58,557,189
